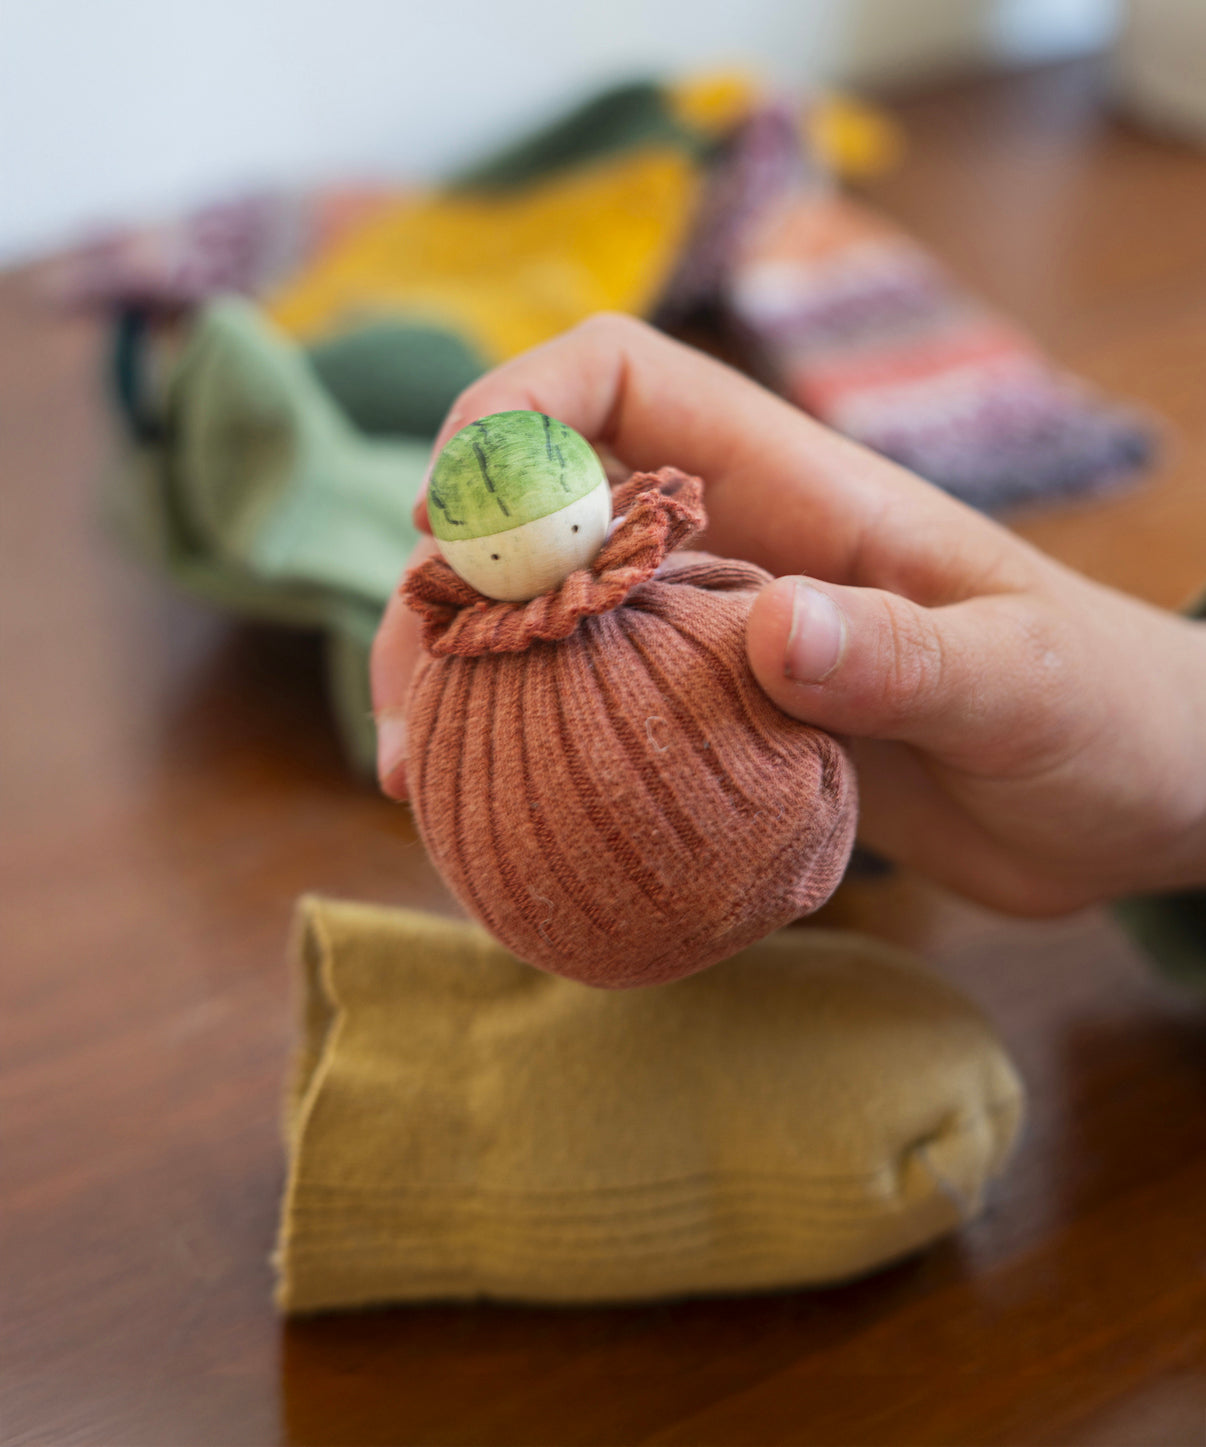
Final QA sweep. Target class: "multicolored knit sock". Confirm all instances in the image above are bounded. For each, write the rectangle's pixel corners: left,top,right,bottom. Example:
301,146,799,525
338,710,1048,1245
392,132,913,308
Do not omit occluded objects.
723,188,1153,511
63,186,396,313
87,71,1155,581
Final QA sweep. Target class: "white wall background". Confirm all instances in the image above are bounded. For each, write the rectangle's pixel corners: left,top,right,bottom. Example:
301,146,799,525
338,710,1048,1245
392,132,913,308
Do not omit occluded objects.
0,0,1119,262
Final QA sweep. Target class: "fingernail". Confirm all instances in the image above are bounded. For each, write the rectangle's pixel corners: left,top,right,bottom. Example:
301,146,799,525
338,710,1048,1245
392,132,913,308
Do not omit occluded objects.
375,712,408,796
785,580,845,683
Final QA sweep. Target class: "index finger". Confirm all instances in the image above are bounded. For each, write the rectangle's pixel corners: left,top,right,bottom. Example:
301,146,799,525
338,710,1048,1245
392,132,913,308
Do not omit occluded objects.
414,313,1037,602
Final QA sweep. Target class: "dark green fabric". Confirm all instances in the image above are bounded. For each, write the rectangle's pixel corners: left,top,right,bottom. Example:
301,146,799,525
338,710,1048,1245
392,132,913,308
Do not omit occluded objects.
103,76,728,772
449,80,705,193
1114,891,1206,990
306,321,488,438
107,298,425,773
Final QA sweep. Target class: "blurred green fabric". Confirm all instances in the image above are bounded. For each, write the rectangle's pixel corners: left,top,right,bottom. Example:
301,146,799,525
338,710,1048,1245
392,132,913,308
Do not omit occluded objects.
108,298,425,774
306,320,489,439
103,77,721,772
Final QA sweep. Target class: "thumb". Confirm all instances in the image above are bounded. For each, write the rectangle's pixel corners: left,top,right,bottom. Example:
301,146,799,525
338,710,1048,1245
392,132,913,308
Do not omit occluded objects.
746,575,1053,766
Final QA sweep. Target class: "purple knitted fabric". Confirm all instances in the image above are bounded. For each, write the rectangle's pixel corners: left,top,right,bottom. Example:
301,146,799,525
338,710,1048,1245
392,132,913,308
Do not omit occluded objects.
722,190,1153,511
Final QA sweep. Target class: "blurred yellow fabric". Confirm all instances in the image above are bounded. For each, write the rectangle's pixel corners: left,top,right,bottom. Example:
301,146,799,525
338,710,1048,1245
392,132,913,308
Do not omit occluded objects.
268,147,700,362
266,70,902,366
808,93,905,179
666,70,759,134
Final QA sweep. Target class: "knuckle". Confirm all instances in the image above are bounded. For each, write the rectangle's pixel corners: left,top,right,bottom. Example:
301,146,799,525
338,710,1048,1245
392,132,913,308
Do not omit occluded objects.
448,375,493,417
435,386,484,437
985,599,1079,773
574,310,648,343
1010,596,1064,672
880,599,947,725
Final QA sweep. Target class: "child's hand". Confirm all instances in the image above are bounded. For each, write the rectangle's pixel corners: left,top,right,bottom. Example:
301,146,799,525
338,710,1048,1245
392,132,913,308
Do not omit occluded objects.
372,314,1206,914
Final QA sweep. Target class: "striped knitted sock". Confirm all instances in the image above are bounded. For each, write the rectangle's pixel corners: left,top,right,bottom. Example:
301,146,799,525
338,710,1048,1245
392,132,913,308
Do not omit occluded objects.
724,189,1153,511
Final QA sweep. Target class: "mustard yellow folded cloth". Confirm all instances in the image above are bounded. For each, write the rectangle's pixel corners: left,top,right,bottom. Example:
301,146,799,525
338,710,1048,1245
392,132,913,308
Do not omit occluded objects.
276,898,1024,1312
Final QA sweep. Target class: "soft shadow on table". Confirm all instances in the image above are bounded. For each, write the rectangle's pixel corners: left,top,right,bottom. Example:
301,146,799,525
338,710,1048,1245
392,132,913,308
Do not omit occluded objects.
1044,1004,1206,1211
278,1243,969,1447
146,617,358,790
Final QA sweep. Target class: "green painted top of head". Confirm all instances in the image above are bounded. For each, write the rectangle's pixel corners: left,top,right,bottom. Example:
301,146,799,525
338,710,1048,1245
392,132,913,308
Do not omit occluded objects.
427,411,608,542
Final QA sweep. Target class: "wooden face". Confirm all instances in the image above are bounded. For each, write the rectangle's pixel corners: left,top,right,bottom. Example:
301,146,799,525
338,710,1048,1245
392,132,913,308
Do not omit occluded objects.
436,477,611,600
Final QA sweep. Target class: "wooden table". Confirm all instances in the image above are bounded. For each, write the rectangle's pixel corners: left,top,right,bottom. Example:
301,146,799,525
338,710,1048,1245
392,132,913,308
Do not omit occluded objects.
4,59,1205,1447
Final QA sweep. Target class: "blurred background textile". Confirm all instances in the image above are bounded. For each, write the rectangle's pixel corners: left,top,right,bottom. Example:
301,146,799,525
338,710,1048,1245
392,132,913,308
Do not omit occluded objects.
74,71,1154,773
2,0,1127,265
6,1,1206,1437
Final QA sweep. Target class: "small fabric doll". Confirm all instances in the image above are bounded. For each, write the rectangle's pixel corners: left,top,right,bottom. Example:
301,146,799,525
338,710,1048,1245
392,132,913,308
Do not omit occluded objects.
402,417,857,988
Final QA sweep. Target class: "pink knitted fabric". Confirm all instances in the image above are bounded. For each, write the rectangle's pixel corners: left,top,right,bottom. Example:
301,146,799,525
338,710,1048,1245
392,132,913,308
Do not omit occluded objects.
403,468,857,988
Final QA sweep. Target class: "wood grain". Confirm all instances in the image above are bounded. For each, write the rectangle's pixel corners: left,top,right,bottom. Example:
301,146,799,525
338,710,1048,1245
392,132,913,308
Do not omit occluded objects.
3,58,1205,1447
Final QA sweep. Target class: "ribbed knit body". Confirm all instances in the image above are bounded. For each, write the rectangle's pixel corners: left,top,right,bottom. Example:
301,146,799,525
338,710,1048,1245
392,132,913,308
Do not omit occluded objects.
405,475,856,987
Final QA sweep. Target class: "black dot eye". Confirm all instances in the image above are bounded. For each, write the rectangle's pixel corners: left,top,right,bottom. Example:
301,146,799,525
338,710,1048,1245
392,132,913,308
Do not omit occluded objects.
490,553,500,561
571,525,579,534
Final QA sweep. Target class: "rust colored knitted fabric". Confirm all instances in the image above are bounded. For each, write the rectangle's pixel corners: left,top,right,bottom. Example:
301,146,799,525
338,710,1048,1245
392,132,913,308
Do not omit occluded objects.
403,468,857,988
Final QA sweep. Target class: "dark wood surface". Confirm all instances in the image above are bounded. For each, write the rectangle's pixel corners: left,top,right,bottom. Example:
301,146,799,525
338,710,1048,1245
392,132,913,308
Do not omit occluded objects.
4,59,1205,1447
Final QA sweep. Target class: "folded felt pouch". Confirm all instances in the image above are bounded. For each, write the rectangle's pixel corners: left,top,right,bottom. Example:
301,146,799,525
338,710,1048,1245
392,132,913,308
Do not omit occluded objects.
276,898,1025,1312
